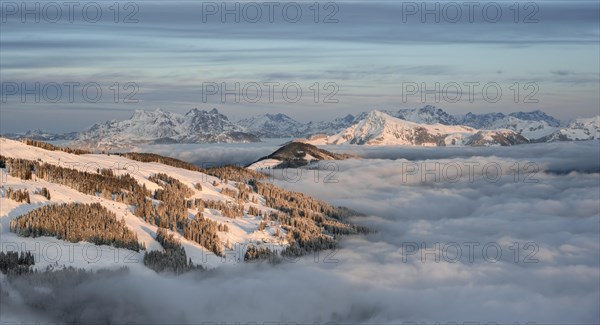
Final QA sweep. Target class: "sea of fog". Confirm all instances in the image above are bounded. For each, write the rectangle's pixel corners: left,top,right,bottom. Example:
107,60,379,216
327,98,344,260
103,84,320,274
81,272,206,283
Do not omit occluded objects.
2,140,599,324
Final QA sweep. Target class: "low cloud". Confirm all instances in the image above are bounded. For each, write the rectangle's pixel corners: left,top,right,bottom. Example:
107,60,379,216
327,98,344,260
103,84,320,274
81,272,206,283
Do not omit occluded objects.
2,141,599,324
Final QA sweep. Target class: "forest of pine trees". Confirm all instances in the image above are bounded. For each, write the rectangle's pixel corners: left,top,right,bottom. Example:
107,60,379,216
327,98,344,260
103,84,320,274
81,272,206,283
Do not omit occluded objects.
143,228,198,274
135,173,193,230
183,213,224,256
0,251,35,275
135,174,228,256
244,245,275,261
220,187,237,198
121,152,206,172
4,187,31,203
149,173,195,199
2,156,150,201
34,187,51,200
20,138,91,155
251,181,368,255
10,203,142,251
205,165,268,182
1,149,367,262
11,140,264,185
206,199,244,218
183,197,244,219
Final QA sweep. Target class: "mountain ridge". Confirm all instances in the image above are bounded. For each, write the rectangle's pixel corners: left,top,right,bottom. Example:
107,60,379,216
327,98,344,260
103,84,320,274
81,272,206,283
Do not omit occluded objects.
70,108,260,150
303,110,530,146
3,107,598,148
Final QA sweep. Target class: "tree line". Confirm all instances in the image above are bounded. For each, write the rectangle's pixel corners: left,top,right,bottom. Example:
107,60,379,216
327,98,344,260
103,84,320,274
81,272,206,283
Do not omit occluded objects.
0,251,35,275
1,156,150,201
244,245,275,261
20,138,91,155
34,187,51,200
4,187,31,203
205,165,269,183
2,155,231,261
183,213,224,256
2,151,367,263
134,174,228,256
144,227,199,274
121,152,206,172
251,181,367,255
10,202,143,251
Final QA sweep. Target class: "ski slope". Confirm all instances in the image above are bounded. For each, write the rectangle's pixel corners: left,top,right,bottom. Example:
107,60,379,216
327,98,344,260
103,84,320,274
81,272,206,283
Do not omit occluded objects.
0,138,287,270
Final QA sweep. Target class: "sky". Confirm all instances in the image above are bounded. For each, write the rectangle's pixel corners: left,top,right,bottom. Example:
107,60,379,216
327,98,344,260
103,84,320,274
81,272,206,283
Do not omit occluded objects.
1,0,599,133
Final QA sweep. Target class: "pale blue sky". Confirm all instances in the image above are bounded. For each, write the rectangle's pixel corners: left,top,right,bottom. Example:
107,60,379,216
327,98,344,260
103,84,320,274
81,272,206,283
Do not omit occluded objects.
1,0,598,132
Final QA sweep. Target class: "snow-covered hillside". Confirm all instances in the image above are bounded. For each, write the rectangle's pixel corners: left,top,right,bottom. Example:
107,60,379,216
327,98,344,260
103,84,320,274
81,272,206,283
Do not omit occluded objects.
70,108,259,150
1,138,356,271
304,110,528,146
5,107,596,146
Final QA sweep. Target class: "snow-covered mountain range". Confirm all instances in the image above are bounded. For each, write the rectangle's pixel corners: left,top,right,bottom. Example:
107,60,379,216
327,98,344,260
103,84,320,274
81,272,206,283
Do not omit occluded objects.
237,113,362,138
303,110,529,146
2,129,78,141
70,108,259,150
3,106,598,148
539,116,600,142
453,110,563,140
234,106,596,144
237,113,306,138
395,105,460,125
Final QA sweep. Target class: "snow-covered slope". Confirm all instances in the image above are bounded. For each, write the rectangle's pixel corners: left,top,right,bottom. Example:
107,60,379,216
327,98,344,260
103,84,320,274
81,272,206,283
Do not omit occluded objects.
2,129,78,141
305,110,529,146
70,108,259,150
0,138,287,270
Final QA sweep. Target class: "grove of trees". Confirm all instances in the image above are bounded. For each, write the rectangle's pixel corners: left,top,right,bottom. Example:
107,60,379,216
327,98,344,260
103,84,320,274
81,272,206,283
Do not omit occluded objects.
4,187,31,203
20,138,91,155
10,202,142,251
144,227,198,274
2,149,366,265
0,251,35,275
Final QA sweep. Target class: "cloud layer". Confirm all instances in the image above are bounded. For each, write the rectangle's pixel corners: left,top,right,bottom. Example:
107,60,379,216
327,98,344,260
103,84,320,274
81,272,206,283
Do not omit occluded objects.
2,140,599,324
